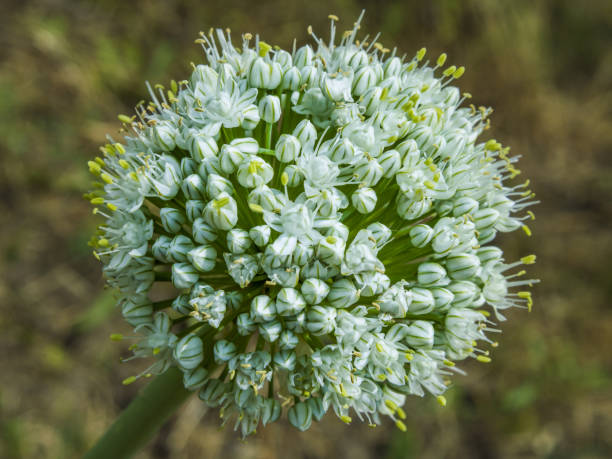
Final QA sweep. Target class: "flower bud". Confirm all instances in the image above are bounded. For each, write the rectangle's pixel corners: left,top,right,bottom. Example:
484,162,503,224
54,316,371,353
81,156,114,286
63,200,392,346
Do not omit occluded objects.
227,229,252,254
204,193,238,230
206,173,234,199
180,157,197,176
316,235,346,267
172,294,191,314
281,66,302,91
294,45,314,68
219,144,245,174
248,225,270,248
275,134,301,163
352,65,378,96
379,149,402,178
301,278,330,305
409,287,435,315
250,295,276,322
153,123,176,151
431,287,454,311
384,56,403,77
187,245,217,272
172,262,199,289
446,253,481,280
288,402,313,432
183,366,208,390
259,95,282,123
181,174,207,200
189,135,218,162
168,235,194,262
262,398,282,426
198,379,227,406
306,305,337,335
121,297,153,326
351,187,377,214
259,320,283,342
214,339,237,363
293,119,317,150
473,208,500,232
403,320,434,349
241,104,261,131
236,312,257,335
320,72,353,101
185,200,205,222
327,278,359,308
354,158,383,186
328,137,356,163
249,58,282,89
275,287,307,316
191,217,217,244
453,197,479,217
292,242,314,266
476,246,503,265
273,349,296,371
417,262,448,286
448,281,479,308
279,330,299,349
160,207,187,233
237,156,274,188
174,334,204,370
152,235,172,263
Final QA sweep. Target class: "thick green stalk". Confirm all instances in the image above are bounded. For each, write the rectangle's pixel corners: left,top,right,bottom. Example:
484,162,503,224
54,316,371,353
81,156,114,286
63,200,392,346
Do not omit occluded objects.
84,367,192,459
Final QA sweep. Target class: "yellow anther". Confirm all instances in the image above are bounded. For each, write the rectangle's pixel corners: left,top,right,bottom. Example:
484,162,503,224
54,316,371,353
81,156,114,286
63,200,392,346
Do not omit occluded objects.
396,407,406,419
118,114,133,124
377,374,386,381
340,415,352,424
476,355,492,363
443,359,455,367
395,420,407,432
153,347,160,355
281,172,289,186
100,173,113,184
416,47,426,61
114,143,126,154
485,139,501,151
453,66,465,79
436,53,447,67
404,352,413,361
110,333,123,341
437,395,447,407
521,254,536,264
118,159,130,169
375,342,384,353
88,161,101,175
522,225,532,237
527,210,536,220
443,65,457,77
328,14,339,21
98,238,109,247
258,41,272,57
122,376,137,385
107,203,118,211
249,203,264,213
90,197,104,205
385,399,398,411
307,25,313,35
95,156,106,166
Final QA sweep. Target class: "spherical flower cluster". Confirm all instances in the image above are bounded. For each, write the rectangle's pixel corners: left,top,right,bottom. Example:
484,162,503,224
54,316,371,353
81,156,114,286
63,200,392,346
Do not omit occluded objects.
87,13,538,436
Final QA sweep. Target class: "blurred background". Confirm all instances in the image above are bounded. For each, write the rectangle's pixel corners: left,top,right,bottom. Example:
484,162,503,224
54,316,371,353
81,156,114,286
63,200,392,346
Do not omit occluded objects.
1,0,611,457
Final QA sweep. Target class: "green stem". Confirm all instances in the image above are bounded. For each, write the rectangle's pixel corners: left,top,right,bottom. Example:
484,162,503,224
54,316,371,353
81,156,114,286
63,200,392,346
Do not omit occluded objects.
84,367,192,459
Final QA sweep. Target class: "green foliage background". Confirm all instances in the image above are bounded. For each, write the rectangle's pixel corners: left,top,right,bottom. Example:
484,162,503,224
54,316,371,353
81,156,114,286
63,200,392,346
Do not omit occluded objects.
1,1,611,457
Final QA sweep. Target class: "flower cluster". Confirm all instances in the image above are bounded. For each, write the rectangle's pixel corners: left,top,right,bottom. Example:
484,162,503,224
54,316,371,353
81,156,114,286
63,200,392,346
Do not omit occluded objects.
87,13,537,436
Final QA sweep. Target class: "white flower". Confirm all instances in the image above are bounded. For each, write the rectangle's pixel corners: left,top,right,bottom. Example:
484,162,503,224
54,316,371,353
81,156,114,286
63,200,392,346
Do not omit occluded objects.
90,12,537,436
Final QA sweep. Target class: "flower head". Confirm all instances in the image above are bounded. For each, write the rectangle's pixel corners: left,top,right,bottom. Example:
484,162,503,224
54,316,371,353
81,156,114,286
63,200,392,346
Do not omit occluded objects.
87,12,538,436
